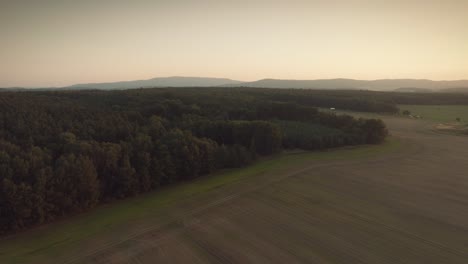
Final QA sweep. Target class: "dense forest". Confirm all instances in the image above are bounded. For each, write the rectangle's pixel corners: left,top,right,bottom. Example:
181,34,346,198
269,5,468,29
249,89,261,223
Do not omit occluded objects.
248,88,468,106
0,88,388,234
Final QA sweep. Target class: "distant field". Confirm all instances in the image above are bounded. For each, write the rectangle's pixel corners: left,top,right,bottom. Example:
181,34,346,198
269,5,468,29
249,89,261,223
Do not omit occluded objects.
0,139,400,264
399,105,468,124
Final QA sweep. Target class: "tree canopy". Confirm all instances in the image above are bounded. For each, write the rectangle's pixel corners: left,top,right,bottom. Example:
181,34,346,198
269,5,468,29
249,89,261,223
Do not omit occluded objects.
0,87,388,234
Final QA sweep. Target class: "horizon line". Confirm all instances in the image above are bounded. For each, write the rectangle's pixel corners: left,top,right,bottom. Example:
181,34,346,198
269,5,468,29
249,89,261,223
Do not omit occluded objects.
3,76,468,89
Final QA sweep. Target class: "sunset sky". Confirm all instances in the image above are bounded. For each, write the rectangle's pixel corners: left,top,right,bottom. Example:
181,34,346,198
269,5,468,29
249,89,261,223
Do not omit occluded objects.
1,0,467,87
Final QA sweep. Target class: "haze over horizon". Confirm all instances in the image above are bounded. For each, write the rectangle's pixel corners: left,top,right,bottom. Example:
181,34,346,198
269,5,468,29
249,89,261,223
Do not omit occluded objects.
1,0,467,87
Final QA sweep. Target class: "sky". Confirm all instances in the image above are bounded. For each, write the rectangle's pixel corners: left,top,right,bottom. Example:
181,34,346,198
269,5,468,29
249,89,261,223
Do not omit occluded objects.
1,0,467,87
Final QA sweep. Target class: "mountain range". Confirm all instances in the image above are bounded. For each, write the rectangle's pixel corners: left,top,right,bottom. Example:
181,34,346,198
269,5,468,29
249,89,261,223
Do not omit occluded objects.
65,76,242,90
2,77,468,92
228,78,468,92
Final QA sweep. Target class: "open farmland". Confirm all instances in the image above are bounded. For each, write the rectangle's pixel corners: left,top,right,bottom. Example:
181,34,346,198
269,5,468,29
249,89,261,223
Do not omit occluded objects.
2,116,468,263
399,104,468,124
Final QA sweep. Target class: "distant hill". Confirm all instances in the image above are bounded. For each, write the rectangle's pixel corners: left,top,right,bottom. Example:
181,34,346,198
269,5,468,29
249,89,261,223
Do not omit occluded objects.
0,87,28,91
393,87,434,93
65,76,243,90
2,77,468,91
438,87,468,93
224,78,362,89
227,78,468,91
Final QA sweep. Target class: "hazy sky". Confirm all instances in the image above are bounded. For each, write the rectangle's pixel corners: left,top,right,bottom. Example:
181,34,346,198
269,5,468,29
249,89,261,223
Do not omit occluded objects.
1,0,467,87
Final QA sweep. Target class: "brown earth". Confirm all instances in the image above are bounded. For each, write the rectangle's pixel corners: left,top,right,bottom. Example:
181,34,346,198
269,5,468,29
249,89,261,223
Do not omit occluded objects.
434,123,468,135
42,117,468,263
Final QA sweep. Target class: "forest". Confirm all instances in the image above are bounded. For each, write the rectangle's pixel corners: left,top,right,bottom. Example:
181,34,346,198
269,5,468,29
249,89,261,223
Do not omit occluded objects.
234,88,468,108
0,87,389,234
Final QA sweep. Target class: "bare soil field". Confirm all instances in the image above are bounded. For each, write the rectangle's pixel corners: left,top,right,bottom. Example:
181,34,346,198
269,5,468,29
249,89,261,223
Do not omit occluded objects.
4,116,468,263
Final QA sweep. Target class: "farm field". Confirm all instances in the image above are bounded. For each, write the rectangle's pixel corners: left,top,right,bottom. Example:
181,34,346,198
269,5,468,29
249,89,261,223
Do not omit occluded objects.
0,136,400,263
399,104,468,124
2,116,468,263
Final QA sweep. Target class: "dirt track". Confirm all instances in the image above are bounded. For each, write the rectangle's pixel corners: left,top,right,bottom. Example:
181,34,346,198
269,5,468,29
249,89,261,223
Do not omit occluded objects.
69,117,468,263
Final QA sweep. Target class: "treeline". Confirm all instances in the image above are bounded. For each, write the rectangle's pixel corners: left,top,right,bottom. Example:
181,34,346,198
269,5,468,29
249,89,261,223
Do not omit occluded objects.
239,89,400,113
233,88,468,111
378,92,468,105
244,88,468,106
0,88,387,234
276,118,387,150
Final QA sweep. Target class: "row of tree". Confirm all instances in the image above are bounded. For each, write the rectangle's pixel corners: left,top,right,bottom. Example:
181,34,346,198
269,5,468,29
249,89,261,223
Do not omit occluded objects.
0,88,388,234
